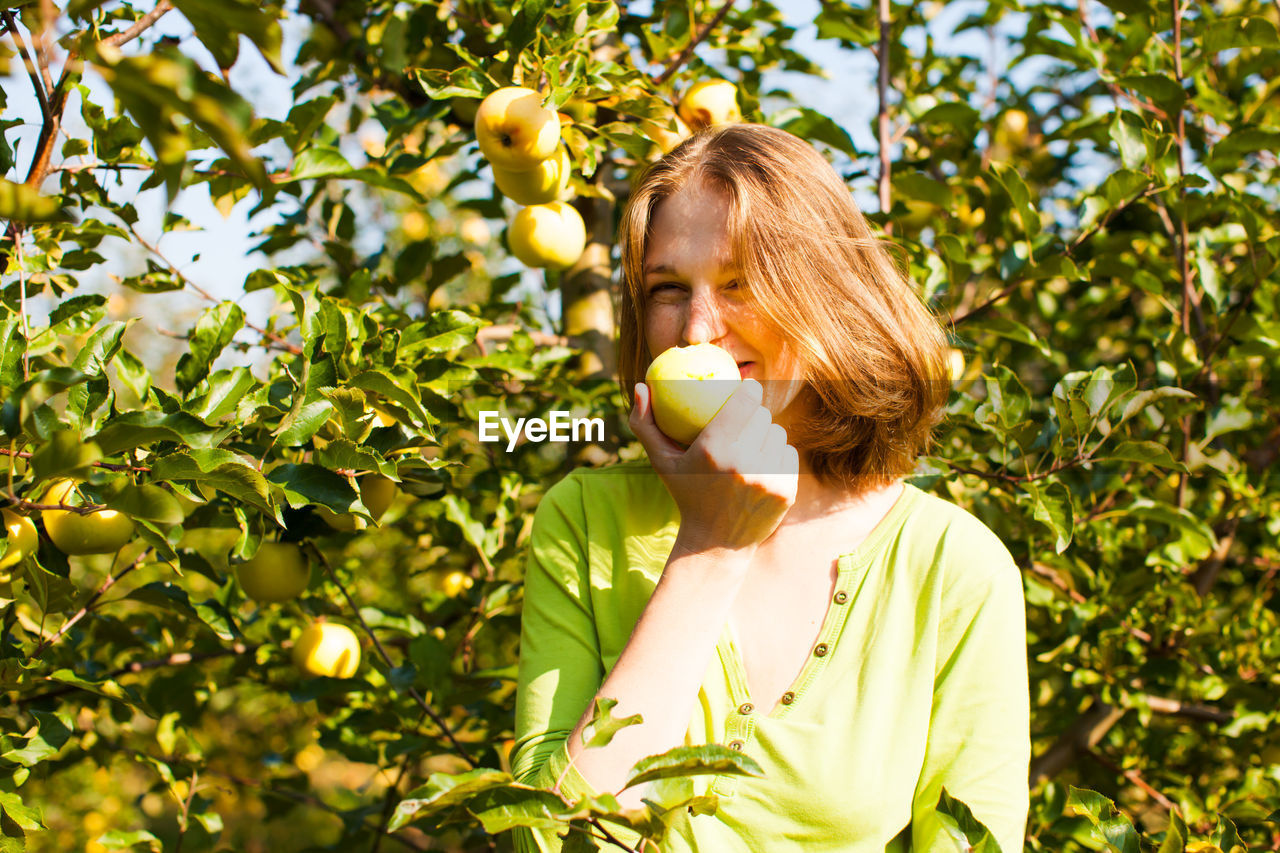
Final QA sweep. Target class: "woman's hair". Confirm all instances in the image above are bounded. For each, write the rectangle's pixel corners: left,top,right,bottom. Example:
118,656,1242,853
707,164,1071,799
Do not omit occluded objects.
617,123,951,491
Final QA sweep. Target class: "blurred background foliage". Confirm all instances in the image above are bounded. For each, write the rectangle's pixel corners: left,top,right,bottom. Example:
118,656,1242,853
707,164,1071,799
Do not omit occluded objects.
0,0,1278,850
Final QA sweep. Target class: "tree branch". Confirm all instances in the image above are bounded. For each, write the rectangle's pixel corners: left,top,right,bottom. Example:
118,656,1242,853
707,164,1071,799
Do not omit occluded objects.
29,548,154,660
307,545,479,768
2,11,51,119
1030,699,1126,785
653,0,735,86
876,0,892,230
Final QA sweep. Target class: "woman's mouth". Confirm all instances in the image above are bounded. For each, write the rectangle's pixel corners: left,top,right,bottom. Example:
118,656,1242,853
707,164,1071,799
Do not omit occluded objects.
737,361,755,379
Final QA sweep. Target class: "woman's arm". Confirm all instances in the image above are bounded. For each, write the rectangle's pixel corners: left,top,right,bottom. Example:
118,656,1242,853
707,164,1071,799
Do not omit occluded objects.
568,379,797,809
908,540,1031,852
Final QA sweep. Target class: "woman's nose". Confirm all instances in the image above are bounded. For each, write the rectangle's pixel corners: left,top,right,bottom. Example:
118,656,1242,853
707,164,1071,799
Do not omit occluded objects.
681,290,726,345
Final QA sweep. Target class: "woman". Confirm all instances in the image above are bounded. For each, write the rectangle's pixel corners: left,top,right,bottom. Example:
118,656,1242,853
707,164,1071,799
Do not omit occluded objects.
511,124,1029,852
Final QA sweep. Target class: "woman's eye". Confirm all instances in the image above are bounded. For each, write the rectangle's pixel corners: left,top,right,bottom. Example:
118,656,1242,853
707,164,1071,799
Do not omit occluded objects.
648,282,684,299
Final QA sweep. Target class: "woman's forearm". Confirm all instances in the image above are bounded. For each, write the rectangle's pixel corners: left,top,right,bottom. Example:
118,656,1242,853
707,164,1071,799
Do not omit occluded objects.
565,542,754,809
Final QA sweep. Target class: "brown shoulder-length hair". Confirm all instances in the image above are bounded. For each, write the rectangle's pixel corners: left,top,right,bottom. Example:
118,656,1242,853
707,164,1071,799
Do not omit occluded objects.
617,123,951,491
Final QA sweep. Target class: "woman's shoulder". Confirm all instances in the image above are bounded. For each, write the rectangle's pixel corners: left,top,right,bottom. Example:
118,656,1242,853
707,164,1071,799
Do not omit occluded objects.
537,460,672,524
898,484,1019,592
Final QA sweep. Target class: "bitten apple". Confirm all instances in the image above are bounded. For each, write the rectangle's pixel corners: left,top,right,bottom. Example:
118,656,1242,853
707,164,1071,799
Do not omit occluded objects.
475,87,562,171
645,343,743,445
678,80,741,129
508,201,586,269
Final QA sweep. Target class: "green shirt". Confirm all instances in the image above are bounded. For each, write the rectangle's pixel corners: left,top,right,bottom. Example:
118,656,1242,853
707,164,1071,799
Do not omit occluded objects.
512,462,1030,852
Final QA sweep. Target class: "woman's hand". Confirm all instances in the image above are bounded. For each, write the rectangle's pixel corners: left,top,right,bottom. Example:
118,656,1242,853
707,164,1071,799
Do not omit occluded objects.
631,379,799,554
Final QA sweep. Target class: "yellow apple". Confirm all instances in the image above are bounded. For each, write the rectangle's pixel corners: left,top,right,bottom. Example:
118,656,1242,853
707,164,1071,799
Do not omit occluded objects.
645,343,742,445
1,509,38,579
475,87,562,171
293,621,361,679
236,542,311,602
491,146,571,206
441,570,474,597
507,201,586,269
947,348,966,382
317,475,397,531
41,480,136,556
638,114,690,154
359,475,397,522
678,80,741,129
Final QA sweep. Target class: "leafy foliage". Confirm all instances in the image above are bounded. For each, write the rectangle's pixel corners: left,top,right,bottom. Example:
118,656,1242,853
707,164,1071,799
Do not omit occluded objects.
1,0,1278,851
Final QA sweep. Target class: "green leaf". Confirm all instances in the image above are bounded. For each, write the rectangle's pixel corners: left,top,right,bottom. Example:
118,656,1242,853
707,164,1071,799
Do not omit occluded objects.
0,178,67,222
1204,16,1279,54
1064,787,1141,853
1100,441,1187,472
274,399,334,447
1109,113,1147,170
124,582,237,640
266,463,355,511
389,769,516,831
96,828,162,851
0,791,45,832
771,107,858,156
175,302,245,394
92,410,220,456
1026,481,1074,554
290,146,353,180
173,0,284,73
104,483,186,525
934,788,1003,853
29,430,103,481
989,162,1040,238
150,449,277,521
624,744,764,789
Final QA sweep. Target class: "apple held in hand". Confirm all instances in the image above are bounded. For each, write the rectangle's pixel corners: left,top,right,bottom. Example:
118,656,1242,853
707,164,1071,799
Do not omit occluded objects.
645,343,743,445
1,509,38,580
678,80,741,129
293,621,361,679
475,87,562,171
508,201,586,269
41,479,136,556
237,542,311,603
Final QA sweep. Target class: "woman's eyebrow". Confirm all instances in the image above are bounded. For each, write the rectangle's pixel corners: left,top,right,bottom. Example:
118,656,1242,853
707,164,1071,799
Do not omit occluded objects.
643,262,677,277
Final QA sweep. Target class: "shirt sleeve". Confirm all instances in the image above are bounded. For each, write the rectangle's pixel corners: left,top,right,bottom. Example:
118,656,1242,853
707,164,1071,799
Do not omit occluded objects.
909,534,1031,853
508,473,612,852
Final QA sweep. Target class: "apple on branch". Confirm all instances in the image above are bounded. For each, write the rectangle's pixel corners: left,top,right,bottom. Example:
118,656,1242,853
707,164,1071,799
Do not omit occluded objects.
293,621,361,679
236,541,311,603
491,146,571,206
678,80,742,130
40,480,136,556
508,201,586,269
645,343,743,445
1,509,38,582
475,87,562,171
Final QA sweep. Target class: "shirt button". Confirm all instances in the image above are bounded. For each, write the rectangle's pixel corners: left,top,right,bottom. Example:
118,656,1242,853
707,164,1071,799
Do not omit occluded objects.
834,591,848,604
780,691,796,705
814,643,829,657
738,703,754,715
728,740,744,750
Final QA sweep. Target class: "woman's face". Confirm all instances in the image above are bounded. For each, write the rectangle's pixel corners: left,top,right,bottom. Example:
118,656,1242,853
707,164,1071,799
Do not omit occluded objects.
642,180,806,426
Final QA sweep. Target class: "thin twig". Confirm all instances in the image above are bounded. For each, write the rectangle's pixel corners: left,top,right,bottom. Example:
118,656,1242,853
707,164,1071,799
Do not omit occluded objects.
124,221,304,356
29,548,153,659
653,0,735,86
876,0,892,228
307,545,479,768
2,11,51,119
1086,748,1178,811
100,0,175,49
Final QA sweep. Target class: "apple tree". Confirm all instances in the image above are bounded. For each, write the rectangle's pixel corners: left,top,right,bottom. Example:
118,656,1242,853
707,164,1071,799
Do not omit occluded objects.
1,0,1277,851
